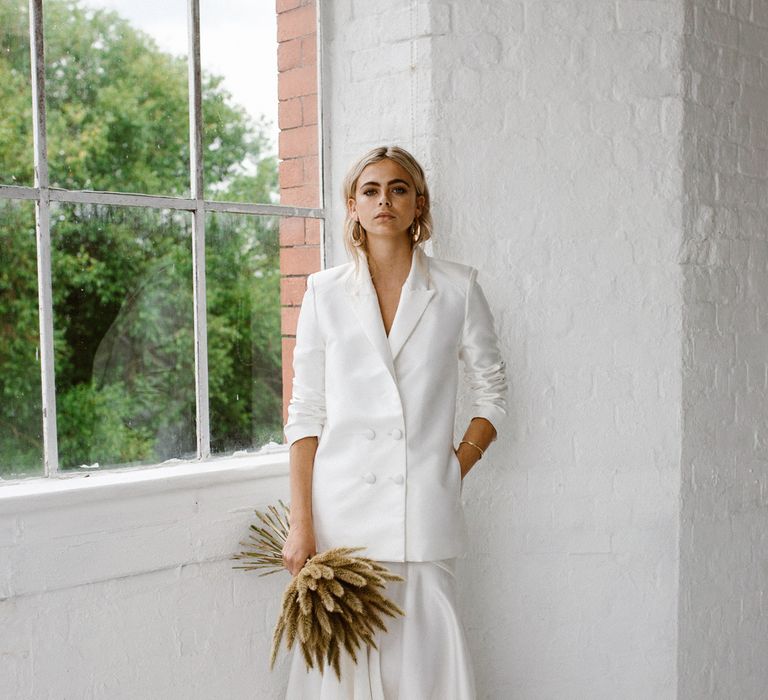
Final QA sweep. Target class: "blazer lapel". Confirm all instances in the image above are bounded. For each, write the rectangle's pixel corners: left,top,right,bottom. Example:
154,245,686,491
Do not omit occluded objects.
387,246,435,361
344,252,396,380
344,245,436,381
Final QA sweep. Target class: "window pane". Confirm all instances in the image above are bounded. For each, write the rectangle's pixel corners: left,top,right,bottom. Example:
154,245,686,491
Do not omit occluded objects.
44,0,190,195
0,0,33,187
0,199,43,478
206,212,282,455
51,203,196,471
200,0,279,204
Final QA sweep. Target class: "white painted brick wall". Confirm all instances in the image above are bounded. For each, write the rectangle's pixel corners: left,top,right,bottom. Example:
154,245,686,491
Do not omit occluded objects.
426,2,684,697
321,0,436,263
0,461,293,699
678,1,768,699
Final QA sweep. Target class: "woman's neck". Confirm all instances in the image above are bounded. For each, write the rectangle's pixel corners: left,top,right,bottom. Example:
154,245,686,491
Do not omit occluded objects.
366,240,414,287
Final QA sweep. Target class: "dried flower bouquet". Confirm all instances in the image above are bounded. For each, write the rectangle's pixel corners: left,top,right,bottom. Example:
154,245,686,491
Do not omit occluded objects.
232,500,406,680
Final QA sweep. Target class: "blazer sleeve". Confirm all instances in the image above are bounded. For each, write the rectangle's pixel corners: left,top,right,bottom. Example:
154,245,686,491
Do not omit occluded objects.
283,273,327,448
458,267,508,441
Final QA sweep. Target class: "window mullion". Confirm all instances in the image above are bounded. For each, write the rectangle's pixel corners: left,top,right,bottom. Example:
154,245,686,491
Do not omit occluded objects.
187,0,210,459
29,0,59,476
0,185,326,219
0,184,39,201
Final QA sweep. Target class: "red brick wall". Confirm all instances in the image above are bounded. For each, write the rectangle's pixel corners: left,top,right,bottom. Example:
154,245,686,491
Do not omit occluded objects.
277,0,321,432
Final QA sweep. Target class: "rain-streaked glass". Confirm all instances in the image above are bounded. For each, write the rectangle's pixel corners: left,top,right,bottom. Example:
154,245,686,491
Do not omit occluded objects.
44,0,190,195
206,212,283,455
0,0,33,187
51,202,196,471
0,199,43,478
200,0,281,204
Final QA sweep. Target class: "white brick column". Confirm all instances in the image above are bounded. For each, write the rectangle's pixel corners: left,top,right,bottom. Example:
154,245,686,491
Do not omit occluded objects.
678,2,768,698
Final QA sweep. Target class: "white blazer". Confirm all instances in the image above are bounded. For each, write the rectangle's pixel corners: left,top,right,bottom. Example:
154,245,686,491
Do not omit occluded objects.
283,244,508,562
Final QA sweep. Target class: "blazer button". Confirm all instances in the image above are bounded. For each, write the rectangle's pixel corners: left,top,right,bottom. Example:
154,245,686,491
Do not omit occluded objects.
391,428,403,440
362,472,376,484
364,428,376,440
391,474,404,485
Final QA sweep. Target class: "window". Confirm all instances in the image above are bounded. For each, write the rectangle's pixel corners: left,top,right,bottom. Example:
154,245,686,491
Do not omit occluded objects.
0,0,322,480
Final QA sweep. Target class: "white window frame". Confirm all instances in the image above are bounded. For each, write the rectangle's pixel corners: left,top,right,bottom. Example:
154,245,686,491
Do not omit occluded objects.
0,0,325,481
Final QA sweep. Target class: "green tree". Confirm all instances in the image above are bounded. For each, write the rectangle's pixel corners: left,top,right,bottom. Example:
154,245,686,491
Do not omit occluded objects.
0,0,282,477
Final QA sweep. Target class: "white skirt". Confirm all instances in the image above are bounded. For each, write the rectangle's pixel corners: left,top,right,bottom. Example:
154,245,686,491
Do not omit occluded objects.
284,558,476,700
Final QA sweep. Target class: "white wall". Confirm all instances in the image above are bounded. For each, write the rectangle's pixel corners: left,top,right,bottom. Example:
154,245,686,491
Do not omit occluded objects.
321,0,438,264
678,1,768,698
429,2,685,698
0,456,293,699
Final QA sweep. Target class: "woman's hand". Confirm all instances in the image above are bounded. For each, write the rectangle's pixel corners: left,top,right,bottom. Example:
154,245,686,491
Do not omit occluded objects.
454,418,496,481
454,442,484,480
453,446,469,480
282,520,317,577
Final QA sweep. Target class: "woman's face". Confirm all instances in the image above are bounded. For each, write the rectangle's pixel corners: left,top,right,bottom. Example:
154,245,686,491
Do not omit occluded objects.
348,158,425,242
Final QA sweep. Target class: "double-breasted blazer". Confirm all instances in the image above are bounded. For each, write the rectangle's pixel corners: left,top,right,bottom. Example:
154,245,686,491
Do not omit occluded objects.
283,244,508,562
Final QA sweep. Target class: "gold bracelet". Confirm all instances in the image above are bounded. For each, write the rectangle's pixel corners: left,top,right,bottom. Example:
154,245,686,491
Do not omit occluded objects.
458,440,484,459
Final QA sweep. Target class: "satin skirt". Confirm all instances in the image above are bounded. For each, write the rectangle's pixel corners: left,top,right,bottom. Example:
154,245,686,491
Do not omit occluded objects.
284,558,476,700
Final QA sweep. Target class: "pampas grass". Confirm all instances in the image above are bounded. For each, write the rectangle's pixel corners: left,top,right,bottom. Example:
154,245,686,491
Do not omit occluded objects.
231,500,406,680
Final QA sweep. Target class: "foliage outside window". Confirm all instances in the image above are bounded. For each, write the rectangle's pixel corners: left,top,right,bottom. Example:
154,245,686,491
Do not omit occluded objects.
0,0,313,480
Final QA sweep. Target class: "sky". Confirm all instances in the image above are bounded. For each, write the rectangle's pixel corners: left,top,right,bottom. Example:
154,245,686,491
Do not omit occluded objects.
78,0,279,156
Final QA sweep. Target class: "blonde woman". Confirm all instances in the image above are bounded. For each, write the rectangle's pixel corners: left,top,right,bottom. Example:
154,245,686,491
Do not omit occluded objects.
282,145,507,699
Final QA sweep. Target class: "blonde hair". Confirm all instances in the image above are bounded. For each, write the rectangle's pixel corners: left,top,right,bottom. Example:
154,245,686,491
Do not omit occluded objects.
341,145,433,272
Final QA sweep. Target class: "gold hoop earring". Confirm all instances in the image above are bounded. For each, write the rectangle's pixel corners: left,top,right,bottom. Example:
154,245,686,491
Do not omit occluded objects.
411,219,421,243
352,220,365,246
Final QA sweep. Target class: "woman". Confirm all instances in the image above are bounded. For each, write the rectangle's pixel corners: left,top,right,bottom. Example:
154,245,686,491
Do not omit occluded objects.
282,145,508,699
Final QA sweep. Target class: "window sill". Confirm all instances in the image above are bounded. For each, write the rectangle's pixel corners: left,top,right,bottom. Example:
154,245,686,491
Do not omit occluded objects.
0,447,290,514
